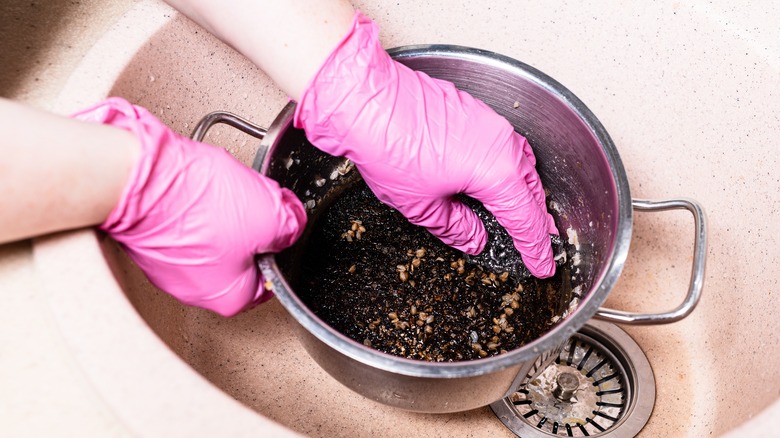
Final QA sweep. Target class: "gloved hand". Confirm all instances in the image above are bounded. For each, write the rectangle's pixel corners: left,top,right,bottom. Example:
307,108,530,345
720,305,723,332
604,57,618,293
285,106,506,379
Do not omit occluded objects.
294,12,558,278
72,97,306,316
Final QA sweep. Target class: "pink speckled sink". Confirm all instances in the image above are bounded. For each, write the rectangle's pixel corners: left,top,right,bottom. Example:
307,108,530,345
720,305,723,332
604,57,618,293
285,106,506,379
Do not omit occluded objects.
36,1,779,436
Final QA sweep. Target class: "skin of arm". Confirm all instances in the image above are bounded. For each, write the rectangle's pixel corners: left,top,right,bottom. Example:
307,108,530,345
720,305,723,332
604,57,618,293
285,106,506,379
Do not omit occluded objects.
164,0,355,100
0,98,139,243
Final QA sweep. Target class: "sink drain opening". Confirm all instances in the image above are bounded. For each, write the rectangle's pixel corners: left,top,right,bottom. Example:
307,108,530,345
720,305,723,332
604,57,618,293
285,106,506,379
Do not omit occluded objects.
491,320,655,437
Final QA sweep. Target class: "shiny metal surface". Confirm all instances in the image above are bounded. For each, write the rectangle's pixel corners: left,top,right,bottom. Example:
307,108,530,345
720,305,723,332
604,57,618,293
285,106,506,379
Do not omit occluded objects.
491,320,655,437
207,44,706,413
552,372,580,401
595,198,708,324
190,110,268,143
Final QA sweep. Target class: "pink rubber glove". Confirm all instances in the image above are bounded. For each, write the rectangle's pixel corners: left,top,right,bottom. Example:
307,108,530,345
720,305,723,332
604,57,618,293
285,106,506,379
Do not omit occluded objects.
294,12,558,278
73,97,306,317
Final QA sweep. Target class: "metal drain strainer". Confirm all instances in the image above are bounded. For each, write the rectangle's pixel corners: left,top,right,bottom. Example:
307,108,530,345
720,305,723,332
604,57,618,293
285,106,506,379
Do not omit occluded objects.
491,320,655,437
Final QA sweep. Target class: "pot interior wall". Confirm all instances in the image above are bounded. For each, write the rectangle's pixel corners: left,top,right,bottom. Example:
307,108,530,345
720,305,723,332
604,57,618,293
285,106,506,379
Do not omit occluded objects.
393,49,621,299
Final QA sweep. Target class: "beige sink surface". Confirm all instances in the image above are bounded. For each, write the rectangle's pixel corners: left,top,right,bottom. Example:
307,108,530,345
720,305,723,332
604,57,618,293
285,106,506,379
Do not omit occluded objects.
35,1,778,436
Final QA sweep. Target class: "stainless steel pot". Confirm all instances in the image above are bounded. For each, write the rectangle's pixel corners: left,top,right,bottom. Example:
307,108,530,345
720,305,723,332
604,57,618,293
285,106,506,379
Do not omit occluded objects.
192,45,707,413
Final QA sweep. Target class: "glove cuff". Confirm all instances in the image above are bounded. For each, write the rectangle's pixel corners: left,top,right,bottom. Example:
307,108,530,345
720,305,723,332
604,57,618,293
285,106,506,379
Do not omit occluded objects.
292,11,389,161
70,97,163,234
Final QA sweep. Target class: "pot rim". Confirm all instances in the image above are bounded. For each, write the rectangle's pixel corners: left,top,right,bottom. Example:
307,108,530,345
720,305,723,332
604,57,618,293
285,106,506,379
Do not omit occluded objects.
257,44,633,379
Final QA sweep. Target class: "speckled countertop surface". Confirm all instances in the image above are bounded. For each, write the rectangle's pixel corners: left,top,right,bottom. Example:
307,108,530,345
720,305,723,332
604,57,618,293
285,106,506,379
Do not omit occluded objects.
1,2,136,436
1,1,779,437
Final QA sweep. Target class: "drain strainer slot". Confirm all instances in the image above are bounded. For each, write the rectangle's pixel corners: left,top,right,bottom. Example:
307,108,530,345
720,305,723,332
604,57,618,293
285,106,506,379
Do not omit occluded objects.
491,320,655,437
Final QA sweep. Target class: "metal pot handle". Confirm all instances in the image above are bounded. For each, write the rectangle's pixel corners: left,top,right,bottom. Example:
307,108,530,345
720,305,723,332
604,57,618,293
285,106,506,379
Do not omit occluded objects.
595,198,707,325
190,111,268,142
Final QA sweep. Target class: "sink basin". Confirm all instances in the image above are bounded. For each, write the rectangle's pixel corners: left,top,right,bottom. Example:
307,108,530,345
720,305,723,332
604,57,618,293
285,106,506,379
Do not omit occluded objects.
35,1,779,436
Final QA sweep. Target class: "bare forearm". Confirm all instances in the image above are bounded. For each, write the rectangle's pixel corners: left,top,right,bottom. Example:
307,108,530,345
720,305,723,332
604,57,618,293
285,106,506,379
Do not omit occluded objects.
165,0,355,100
0,98,139,243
